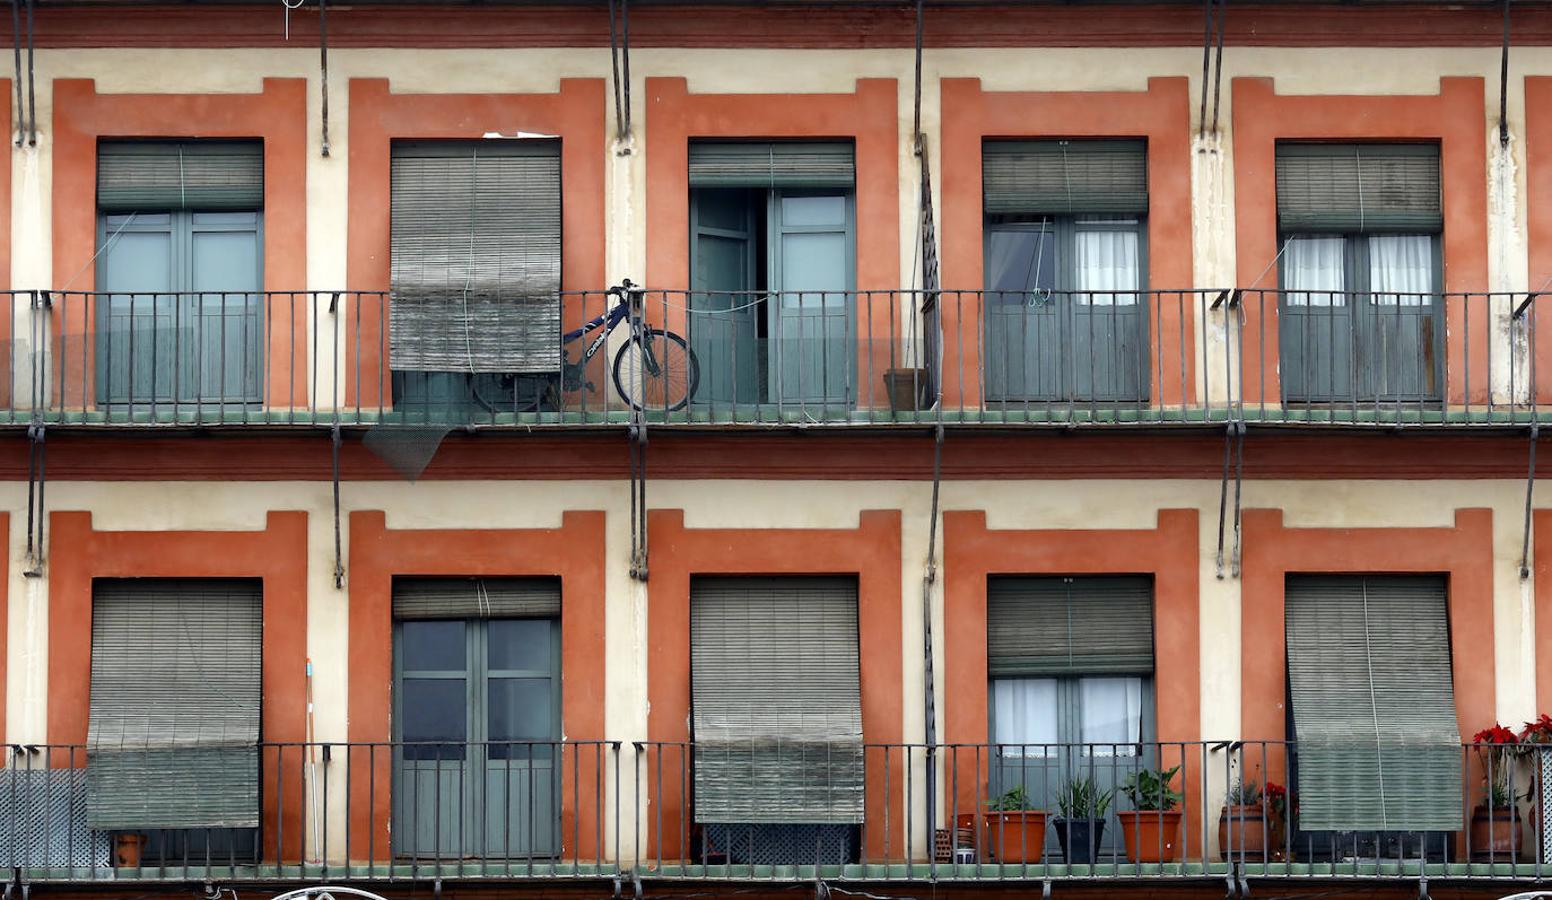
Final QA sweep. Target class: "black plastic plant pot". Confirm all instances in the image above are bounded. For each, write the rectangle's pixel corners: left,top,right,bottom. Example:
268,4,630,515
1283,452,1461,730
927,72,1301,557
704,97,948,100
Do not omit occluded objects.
1054,817,1106,865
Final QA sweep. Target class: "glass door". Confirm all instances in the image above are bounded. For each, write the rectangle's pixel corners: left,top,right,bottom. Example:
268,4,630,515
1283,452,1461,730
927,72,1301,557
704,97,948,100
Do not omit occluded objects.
770,191,855,407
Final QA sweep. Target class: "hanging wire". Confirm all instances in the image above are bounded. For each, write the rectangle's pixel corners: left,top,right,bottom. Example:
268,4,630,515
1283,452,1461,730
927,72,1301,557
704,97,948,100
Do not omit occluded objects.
1500,0,1512,147
607,0,625,140
9,0,20,148
912,0,924,153
320,0,331,157
1210,0,1227,135
23,0,31,146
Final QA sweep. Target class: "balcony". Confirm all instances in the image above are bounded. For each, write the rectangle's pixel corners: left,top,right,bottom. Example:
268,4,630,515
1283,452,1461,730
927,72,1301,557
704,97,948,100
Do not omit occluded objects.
0,288,1544,429
1,741,1547,885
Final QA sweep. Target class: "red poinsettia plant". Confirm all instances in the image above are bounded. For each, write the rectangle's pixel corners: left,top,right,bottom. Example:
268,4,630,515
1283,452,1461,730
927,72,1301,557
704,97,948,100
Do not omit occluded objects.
1472,724,1521,809
1520,714,1552,745
1264,782,1292,825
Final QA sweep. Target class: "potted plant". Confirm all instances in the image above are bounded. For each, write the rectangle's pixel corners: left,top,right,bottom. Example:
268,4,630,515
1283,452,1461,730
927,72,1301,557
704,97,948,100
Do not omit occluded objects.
1218,778,1268,860
982,785,1048,864
1052,776,1113,864
883,367,928,412
1264,782,1293,860
1520,715,1552,864
1116,765,1184,863
1470,724,1524,858
112,831,147,868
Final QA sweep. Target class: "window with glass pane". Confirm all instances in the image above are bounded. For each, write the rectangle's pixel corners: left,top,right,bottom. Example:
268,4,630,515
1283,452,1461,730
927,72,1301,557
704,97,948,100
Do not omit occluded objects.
1275,142,1442,404
982,138,1148,404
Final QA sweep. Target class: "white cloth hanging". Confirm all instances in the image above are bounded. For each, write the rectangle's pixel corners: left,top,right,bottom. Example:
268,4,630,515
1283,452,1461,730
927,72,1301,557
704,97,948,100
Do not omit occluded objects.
1075,229,1140,306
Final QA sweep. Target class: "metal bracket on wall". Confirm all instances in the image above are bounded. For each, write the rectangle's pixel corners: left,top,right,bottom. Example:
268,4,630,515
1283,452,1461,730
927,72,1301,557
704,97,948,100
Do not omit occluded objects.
22,420,43,577
331,422,345,589
8,0,34,147
607,0,633,143
1215,421,1245,579
1523,421,1540,579
319,0,331,157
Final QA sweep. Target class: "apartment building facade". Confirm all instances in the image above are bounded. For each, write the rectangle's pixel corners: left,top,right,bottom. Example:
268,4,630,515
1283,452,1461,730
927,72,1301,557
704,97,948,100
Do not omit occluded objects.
0,2,1549,899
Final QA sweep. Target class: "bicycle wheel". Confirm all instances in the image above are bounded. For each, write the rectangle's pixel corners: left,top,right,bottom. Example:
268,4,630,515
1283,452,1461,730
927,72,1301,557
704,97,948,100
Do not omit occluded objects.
612,328,700,412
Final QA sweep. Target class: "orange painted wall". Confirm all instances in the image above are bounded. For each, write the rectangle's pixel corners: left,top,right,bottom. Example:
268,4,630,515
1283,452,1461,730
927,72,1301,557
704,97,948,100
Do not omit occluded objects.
643,77,901,407
343,78,607,407
1239,508,1496,813
1525,77,1552,400
50,78,309,408
644,509,904,861
345,509,608,862
1231,77,1490,405
46,510,309,858
941,509,1203,856
938,77,1194,406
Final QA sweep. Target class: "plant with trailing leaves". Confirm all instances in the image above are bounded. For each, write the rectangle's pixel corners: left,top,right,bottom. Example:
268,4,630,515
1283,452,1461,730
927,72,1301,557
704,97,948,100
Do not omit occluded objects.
987,784,1037,812
1225,778,1263,806
1472,724,1521,810
1056,776,1114,819
1121,765,1183,812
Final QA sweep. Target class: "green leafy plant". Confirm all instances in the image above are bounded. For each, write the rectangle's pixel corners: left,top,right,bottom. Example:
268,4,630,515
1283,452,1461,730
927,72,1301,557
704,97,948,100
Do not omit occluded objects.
987,784,1035,812
1225,778,1262,806
1056,776,1114,819
1121,765,1183,812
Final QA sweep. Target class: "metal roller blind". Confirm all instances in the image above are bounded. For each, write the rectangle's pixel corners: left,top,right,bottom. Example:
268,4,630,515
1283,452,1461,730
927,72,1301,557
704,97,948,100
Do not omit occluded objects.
392,576,561,619
97,141,264,211
1276,143,1442,233
982,139,1148,216
690,577,863,824
987,576,1154,676
390,140,561,374
87,579,262,830
688,141,855,189
1286,575,1462,832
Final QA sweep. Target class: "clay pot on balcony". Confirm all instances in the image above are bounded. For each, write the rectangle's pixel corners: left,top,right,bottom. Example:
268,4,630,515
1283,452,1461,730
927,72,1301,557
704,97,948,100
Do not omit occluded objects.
1117,809,1184,863
1470,804,1523,858
883,368,927,412
113,832,147,868
980,809,1048,864
1218,803,1269,860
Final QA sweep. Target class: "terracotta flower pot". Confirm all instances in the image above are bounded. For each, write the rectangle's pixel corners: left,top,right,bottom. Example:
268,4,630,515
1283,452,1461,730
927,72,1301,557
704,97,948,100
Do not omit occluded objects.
1470,804,1524,858
883,368,927,412
1218,803,1269,860
113,832,146,868
1117,809,1183,863
981,809,1048,864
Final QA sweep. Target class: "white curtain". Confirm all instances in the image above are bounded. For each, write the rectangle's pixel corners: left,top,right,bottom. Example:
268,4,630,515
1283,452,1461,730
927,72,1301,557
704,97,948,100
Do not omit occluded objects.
1283,236,1346,307
1368,234,1433,307
1075,230,1140,307
1079,677,1143,757
993,678,1059,759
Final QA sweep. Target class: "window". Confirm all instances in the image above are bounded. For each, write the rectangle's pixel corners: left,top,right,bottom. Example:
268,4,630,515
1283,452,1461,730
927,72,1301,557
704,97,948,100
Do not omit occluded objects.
86,579,262,861
1284,576,1462,853
388,141,562,419
1276,143,1443,403
392,577,561,860
982,140,1148,404
96,141,264,407
987,576,1155,856
689,576,862,865
688,141,857,408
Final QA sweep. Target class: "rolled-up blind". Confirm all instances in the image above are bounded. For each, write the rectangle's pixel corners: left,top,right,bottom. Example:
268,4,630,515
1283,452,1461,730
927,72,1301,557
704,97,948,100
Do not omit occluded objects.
983,139,1148,216
688,141,855,189
97,141,264,211
390,140,561,374
1286,575,1462,832
1276,143,1442,233
87,579,262,830
690,577,862,824
987,576,1154,676
392,576,561,619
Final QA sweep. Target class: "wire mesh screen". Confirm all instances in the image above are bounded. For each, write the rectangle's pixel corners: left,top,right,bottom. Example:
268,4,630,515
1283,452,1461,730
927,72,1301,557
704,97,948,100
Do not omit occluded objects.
701,823,855,866
0,767,110,868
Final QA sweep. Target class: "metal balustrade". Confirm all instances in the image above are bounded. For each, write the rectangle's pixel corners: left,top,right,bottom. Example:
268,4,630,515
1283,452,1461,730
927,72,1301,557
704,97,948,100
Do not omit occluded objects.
2,741,1549,885
0,287,1544,427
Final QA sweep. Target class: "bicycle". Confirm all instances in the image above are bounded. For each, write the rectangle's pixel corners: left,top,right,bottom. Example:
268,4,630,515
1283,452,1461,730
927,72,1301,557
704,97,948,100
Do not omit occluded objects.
473,281,700,414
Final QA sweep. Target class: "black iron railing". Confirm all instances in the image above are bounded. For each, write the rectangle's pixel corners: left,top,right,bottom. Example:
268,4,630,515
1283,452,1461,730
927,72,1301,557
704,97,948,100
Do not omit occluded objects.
3,740,1549,883
0,288,1545,427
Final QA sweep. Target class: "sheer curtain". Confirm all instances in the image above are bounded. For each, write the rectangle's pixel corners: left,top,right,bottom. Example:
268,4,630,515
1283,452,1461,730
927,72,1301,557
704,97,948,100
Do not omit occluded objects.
1075,228,1140,307
1368,234,1432,307
1079,677,1143,757
1283,236,1345,307
993,678,1059,759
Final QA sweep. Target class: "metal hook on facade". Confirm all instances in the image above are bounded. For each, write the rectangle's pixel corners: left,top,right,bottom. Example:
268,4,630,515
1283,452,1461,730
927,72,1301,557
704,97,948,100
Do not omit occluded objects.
1522,421,1539,579
331,422,345,589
